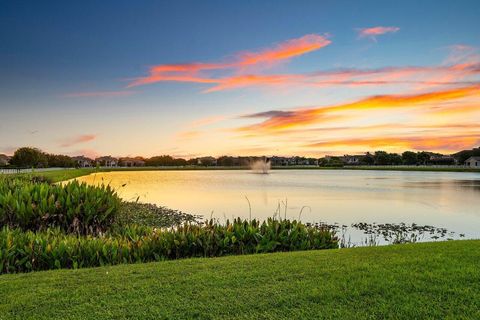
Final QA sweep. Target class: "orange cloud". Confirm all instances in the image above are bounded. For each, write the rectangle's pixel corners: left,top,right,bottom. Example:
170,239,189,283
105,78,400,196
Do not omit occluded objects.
127,34,330,88
236,34,331,66
205,74,304,92
60,134,97,147
127,38,480,93
238,85,480,132
357,26,400,41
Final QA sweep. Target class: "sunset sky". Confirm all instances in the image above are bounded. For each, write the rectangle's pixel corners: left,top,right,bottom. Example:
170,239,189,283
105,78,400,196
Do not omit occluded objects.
1,1,479,158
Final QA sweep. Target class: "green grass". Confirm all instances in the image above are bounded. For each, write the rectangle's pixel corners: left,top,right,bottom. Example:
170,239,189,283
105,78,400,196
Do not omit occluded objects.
19,168,99,183
1,240,479,319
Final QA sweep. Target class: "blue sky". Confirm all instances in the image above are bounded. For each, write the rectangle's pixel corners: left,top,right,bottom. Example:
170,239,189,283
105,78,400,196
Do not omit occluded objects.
1,0,479,158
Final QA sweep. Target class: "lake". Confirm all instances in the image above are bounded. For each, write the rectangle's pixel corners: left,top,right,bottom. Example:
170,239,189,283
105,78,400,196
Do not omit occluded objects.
76,169,480,243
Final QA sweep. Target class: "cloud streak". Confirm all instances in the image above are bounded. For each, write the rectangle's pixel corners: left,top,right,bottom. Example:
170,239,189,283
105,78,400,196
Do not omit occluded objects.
128,44,480,92
237,84,480,132
127,34,331,88
357,26,400,41
60,134,97,148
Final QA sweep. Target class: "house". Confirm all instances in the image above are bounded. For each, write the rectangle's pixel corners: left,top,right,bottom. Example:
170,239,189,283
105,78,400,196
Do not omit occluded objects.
465,156,480,168
341,154,364,165
429,155,456,165
72,156,94,167
119,157,146,167
95,156,118,167
0,154,11,166
197,156,217,166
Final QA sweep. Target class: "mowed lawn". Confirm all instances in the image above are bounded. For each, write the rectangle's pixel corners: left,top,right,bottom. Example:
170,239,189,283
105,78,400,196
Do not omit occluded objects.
1,240,479,320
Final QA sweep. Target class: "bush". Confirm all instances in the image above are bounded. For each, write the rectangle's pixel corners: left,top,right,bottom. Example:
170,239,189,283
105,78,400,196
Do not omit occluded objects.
0,219,338,273
0,178,121,235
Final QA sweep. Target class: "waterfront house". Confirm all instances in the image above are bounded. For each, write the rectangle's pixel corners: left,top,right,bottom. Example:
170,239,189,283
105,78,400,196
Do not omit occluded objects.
429,155,456,165
0,154,11,166
119,157,146,167
95,156,118,167
465,156,480,168
72,156,94,167
341,154,364,165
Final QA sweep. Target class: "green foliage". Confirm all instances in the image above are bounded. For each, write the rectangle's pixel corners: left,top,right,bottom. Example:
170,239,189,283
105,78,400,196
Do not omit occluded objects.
0,178,120,235
145,155,187,166
10,147,48,168
116,202,199,229
0,218,338,273
46,154,75,167
401,151,418,165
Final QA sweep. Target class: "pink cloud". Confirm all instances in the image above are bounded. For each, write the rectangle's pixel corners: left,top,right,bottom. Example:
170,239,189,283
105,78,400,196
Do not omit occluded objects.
127,34,330,88
60,134,97,148
357,26,400,41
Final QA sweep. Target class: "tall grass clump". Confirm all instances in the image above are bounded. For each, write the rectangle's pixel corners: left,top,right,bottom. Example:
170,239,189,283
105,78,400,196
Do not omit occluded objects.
0,177,120,235
0,218,338,274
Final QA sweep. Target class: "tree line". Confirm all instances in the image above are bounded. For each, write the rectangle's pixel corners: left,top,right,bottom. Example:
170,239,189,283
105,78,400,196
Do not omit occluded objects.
3,146,477,168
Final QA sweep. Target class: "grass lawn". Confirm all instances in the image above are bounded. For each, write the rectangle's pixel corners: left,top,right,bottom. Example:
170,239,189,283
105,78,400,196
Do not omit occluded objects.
1,240,479,320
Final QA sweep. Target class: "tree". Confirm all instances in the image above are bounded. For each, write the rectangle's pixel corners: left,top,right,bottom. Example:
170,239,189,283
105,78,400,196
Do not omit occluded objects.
389,153,403,165
10,147,48,168
374,151,389,165
417,152,431,165
46,154,75,167
360,152,375,165
402,151,418,165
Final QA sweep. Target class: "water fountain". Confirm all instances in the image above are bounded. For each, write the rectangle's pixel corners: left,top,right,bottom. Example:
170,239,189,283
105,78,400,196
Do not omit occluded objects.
250,158,271,174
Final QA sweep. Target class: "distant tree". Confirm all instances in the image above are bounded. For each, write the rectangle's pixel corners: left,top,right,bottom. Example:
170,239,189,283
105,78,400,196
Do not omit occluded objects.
360,152,375,165
10,147,48,168
46,154,75,167
186,158,198,165
402,151,418,165
374,151,389,165
389,153,402,165
217,156,236,166
417,151,431,165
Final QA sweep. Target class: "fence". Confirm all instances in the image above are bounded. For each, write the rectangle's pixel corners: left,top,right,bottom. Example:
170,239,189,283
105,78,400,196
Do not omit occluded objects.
0,167,74,175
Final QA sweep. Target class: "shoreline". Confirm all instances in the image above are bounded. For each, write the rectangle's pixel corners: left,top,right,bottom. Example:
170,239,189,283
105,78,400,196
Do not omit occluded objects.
5,165,480,183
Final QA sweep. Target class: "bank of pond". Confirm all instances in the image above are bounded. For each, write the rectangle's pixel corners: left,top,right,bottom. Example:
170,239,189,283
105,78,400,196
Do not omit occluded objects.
0,175,463,274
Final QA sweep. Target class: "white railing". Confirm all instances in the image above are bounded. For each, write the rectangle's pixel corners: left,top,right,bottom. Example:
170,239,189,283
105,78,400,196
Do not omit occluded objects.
0,167,75,175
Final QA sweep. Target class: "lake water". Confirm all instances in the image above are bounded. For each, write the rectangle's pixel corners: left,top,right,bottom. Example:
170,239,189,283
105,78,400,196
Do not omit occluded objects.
76,169,480,243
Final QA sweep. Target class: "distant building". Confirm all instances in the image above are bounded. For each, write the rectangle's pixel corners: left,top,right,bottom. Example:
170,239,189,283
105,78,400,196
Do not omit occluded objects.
72,156,94,167
95,156,118,167
429,155,456,165
465,156,480,168
341,154,364,165
119,157,146,167
0,154,11,166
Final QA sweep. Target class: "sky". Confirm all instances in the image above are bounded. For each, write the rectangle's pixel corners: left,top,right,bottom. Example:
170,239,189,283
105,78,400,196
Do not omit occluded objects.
1,0,479,158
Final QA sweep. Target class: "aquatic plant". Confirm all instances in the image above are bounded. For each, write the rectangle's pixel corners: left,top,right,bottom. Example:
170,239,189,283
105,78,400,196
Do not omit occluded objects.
0,218,338,274
0,177,120,235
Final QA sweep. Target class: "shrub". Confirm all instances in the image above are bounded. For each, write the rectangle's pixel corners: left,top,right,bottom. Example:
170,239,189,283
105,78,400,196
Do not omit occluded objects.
0,219,338,273
0,178,121,235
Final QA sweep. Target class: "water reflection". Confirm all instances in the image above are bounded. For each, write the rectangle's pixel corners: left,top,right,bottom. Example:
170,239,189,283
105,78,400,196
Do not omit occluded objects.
76,170,480,242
